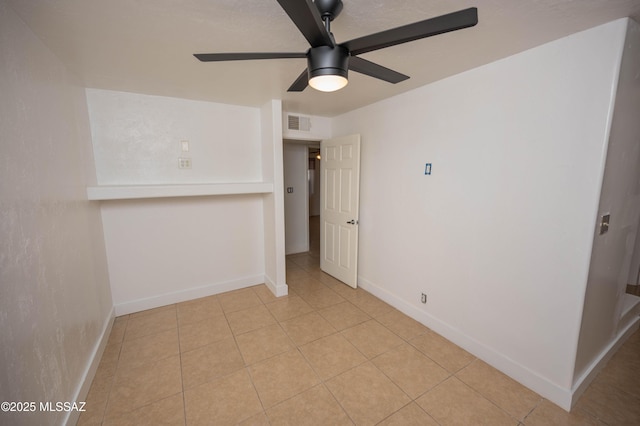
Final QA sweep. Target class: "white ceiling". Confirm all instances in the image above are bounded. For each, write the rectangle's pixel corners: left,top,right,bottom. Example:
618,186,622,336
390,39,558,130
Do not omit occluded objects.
9,0,640,117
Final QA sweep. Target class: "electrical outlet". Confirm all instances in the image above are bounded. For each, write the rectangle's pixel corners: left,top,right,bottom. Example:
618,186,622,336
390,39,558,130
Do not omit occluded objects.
421,293,427,304
178,157,192,169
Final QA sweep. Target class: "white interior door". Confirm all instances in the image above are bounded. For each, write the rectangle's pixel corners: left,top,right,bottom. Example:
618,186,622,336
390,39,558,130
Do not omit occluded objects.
320,134,361,288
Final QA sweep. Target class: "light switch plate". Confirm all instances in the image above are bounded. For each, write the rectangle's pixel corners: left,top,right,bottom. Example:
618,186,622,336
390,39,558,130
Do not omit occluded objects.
599,213,610,235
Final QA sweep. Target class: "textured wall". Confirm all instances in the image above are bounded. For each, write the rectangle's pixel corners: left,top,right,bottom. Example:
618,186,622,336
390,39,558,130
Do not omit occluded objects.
0,2,113,424
86,89,262,185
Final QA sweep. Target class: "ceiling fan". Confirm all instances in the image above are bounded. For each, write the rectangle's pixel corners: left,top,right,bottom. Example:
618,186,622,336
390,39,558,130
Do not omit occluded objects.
194,0,478,92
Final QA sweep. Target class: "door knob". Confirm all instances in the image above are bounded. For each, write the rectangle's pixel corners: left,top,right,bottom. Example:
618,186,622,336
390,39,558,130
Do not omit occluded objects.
346,219,358,225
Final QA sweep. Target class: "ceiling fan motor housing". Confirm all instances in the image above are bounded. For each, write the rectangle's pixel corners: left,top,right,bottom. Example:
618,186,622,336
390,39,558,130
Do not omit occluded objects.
307,45,349,80
314,0,343,21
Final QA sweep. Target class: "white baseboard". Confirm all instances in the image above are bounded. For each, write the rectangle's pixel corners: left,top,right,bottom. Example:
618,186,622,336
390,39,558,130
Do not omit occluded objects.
265,273,289,297
114,275,265,316
64,307,115,426
358,275,575,410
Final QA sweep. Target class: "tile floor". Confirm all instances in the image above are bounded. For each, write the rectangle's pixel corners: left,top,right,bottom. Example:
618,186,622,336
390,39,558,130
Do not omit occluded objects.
78,226,640,425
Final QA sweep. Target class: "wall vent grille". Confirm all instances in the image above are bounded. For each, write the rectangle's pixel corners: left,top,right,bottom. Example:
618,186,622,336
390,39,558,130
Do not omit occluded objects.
288,115,311,131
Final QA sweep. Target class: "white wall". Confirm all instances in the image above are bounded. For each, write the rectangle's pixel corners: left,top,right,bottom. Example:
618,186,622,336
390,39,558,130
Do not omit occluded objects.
0,2,113,425
86,90,267,314
284,143,310,254
262,100,288,296
100,196,265,314
574,18,640,386
87,89,262,184
332,19,628,409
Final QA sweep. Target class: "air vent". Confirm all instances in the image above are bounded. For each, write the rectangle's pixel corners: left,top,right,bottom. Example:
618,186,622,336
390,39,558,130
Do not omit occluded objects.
288,114,311,131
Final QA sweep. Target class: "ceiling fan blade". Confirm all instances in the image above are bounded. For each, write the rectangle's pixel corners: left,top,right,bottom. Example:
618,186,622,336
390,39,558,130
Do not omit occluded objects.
276,0,334,48
287,69,309,92
349,56,409,84
342,7,478,56
194,52,306,62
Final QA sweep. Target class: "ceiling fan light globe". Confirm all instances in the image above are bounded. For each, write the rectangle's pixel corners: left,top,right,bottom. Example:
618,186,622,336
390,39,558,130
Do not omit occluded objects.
309,74,348,92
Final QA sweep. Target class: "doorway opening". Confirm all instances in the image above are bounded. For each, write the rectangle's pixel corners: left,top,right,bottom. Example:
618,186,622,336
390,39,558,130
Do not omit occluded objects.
284,134,361,288
283,140,320,257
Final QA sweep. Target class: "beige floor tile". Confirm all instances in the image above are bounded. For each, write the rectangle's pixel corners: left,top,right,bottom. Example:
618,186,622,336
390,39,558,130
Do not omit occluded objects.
176,295,223,326
218,288,263,313
595,345,640,399
372,343,450,398
376,309,429,340
318,301,371,331
226,304,277,335
77,372,115,426
457,359,542,421
82,264,640,426
299,333,367,380
319,275,362,300
287,275,328,295
298,286,345,309
117,329,179,372
114,315,129,324
94,341,122,382
184,369,263,426
103,392,184,426
104,355,182,420
265,295,314,322
178,314,233,353
294,255,319,268
341,319,404,359
574,380,640,425
348,291,394,317
377,402,439,426
416,377,516,426
284,267,308,280
238,412,271,425
266,384,353,426
523,399,603,425
326,362,411,425
410,329,475,373
280,311,337,346
181,337,245,389
249,349,320,409
252,284,281,304
236,323,294,365
625,328,640,348
124,309,177,341
129,304,176,319
107,318,128,347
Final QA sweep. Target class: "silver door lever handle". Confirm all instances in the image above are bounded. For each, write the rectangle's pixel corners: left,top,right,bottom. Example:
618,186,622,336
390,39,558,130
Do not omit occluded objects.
346,220,358,225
